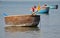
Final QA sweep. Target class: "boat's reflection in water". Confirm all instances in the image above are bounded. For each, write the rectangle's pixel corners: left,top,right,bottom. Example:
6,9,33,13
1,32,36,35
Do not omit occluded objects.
5,26,40,32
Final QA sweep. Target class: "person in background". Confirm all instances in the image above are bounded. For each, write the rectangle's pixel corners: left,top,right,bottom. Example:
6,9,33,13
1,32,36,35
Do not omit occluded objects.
41,4,47,9
37,4,41,11
34,6,37,12
30,4,41,15
31,5,37,15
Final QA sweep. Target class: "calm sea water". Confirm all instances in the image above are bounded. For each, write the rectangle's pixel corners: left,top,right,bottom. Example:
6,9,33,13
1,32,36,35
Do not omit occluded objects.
0,1,60,38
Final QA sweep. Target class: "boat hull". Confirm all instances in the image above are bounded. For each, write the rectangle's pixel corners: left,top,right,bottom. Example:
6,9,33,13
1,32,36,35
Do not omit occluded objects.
5,15,40,27
37,7,49,15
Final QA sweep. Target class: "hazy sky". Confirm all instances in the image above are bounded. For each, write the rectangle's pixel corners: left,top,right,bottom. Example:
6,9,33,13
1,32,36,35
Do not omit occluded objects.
0,0,59,1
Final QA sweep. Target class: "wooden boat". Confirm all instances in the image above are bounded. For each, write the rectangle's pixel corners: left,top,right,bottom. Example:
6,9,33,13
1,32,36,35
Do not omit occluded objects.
4,15,40,27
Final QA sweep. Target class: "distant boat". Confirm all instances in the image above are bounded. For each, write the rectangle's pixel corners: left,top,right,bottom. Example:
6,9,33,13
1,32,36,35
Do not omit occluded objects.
37,7,49,15
5,15,40,27
47,5,58,9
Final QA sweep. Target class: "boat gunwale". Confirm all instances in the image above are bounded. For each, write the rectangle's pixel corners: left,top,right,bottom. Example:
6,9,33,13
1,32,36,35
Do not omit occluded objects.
4,14,40,17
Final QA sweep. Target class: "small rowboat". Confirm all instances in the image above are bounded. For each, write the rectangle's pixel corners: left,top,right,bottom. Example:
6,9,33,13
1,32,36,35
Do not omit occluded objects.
4,15,40,27
37,7,49,15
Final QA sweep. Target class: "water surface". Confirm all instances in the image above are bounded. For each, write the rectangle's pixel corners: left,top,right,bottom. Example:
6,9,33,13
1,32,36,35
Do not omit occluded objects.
0,1,60,38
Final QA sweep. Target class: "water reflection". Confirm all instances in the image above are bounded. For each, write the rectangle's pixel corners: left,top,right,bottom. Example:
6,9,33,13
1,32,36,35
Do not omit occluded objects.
5,26,40,32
